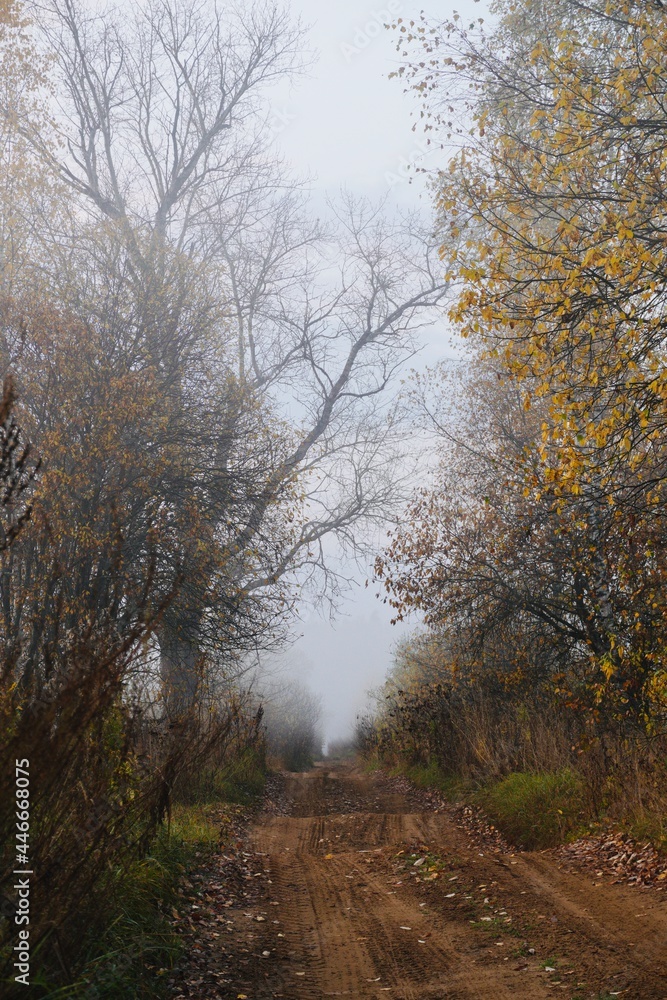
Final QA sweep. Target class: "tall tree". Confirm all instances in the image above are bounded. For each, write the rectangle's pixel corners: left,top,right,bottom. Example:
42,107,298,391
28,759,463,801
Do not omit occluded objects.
383,0,667,723
4,0,450,707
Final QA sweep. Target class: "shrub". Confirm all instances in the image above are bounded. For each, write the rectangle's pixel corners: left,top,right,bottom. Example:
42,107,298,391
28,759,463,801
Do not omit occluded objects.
480,769,587,850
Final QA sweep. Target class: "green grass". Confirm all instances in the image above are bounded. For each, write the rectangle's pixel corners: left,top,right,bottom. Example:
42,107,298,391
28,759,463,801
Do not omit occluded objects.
619,808,667,855
373,751,590,850
469,916,520,936
377,756,465,800
169,801,230,845
214,747,266,804
23,754,267,999
399,846,450,882
399,760,464,799
479,769,587,849
37,835,197,1000
42,801,238,999
71,797,247,999
173,746,266,806
360,751,383,773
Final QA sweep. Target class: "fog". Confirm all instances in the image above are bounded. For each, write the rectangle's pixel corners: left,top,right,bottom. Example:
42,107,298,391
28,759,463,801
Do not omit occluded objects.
263,581,412,746
262,0,479,741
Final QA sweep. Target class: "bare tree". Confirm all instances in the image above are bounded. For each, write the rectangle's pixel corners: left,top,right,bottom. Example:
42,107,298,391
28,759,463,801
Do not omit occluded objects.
15,0,449,707
217,191,450,594
32,0,305,245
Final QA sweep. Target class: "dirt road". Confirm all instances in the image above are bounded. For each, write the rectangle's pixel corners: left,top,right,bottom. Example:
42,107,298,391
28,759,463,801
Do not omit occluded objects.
177,762,667,999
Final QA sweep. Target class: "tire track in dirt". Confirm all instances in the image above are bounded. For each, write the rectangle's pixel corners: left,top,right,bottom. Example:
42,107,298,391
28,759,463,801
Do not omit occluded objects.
258,826,542,999
209,763,667,998
503,852,667,983
251,771,553,999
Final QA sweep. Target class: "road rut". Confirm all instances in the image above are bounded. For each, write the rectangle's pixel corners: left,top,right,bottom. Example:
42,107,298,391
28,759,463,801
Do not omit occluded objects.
188,762,667,998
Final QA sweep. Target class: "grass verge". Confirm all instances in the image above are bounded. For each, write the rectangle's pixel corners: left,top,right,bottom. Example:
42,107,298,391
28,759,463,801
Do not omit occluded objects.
375,756,589,851
478,769,588,849
399,760,465,800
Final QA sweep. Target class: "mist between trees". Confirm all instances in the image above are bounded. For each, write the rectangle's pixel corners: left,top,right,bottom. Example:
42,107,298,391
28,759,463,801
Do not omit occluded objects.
357,0,667,853
259,678,323,772
0,0,450,991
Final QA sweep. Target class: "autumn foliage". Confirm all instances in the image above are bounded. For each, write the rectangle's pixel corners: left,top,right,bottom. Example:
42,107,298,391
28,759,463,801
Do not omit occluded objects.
368,0,667,833
0,0,452,990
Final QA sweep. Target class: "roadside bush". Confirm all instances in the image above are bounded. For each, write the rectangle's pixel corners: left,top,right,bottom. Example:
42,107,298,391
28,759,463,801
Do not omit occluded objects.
170,706,265,806
480,770,587,850
359,629,667,849
208,745,267,806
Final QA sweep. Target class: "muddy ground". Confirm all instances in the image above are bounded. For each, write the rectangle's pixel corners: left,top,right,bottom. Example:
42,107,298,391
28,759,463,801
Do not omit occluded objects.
169,762,667,999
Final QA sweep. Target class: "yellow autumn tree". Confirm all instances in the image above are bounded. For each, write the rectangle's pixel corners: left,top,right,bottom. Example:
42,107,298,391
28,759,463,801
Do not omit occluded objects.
431,0,667,497
384,0,667,723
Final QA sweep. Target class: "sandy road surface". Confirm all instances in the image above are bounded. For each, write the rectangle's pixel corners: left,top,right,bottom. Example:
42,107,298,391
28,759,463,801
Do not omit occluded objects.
192,763,667,999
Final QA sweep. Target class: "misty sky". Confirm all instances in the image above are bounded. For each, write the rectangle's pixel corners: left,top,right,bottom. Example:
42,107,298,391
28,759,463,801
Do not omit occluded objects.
264,0,484,743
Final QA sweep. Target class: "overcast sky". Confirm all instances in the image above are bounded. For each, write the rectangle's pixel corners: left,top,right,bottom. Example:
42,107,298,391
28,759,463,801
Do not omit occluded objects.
272,0,459,204
260,0,484,745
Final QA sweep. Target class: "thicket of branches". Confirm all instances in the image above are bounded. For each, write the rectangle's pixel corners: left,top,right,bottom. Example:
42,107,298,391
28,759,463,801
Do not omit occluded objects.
368,0,667,825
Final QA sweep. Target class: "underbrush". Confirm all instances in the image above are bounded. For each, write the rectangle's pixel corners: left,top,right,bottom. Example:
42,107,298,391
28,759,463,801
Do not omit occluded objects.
397,760,464,800
620,811,667,854
174,746,267,806
478,769,587,849
380,747,667,855
358,656,667,854
28,814,219,1000
53,837,196,1000
1,751,266,1000
379,755,590,849
67,768,266,1000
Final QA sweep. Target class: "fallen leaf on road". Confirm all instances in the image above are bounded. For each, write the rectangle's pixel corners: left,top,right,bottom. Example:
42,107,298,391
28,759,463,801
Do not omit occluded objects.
558,830,667,890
